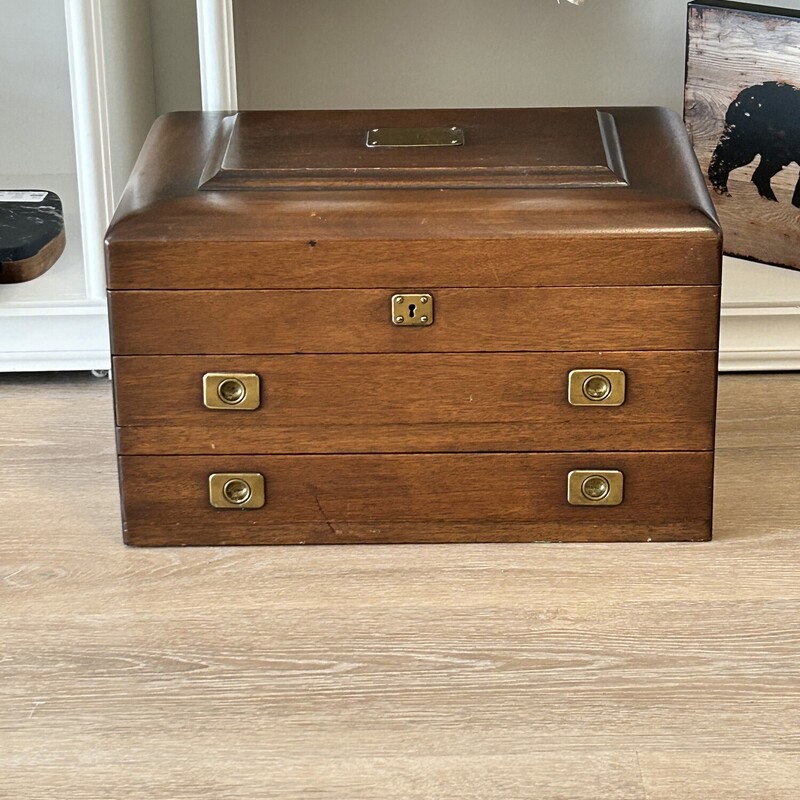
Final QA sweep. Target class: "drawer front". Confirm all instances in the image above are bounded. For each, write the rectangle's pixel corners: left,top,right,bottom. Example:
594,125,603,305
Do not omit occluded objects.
106,235,722,290
108,287,720,355
119,452,714,545
114,352,717,454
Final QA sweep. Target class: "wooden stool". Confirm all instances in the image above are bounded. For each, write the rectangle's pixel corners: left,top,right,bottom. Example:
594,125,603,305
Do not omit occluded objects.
0,190,65,283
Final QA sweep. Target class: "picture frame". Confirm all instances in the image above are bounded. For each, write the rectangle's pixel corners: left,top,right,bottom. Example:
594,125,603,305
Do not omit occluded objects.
685,0,800,272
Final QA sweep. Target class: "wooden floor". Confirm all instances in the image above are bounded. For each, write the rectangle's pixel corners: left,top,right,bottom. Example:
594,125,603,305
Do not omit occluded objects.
2,372,799,799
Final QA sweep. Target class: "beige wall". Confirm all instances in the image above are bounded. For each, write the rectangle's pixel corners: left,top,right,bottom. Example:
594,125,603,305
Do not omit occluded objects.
233,0,800,111
149,0,201,115
103,0,157,203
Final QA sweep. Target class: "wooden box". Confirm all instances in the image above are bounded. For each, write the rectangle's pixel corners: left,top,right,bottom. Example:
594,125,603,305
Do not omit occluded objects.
106,107,721,545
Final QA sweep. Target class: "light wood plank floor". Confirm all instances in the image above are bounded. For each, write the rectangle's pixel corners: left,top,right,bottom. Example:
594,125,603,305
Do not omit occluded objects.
1,372,799,799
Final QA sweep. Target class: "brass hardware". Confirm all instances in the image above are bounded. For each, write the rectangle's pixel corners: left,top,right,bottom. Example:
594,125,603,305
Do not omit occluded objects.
203,372,260,410
391,293,434,326
209,473,266,509
567,469,624,506
567,369,626,406
366,126,464,148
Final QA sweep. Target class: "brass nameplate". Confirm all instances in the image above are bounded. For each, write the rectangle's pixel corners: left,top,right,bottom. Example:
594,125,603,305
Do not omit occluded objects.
366,127,464,148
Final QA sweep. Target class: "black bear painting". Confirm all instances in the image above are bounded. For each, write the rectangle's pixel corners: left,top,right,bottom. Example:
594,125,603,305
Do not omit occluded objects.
685,2,800,272
708,82,800,208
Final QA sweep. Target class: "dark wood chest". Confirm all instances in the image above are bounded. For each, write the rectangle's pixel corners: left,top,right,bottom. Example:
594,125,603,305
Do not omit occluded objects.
106,107,721,545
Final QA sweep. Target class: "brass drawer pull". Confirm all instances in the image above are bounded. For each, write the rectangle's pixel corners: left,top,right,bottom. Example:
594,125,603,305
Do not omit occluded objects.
203,372,261,410
209,473,266,509
391,293,434,326
567,369,626,406
567,469,624,506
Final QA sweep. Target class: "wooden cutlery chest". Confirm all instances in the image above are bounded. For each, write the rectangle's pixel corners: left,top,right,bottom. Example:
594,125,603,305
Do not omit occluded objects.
106,107,721,545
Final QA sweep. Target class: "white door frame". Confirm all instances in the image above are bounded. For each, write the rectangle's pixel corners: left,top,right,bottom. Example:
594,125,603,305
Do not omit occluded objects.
196,0,238,111
66,0,115,303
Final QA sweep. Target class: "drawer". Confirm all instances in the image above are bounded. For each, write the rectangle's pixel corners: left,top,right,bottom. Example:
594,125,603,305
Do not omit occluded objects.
106,235,722,290
114,352,717,454
108,287,720,355
119,451,714,545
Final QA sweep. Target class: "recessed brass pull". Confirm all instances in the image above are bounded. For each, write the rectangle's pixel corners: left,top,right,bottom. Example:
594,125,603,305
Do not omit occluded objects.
391,293,434,326
567,369,626,406
209,473,266,509
567,469,624,506
203,372,261,410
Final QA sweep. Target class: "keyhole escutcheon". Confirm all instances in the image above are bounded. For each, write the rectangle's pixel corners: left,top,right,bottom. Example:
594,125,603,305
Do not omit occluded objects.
391,293,434,326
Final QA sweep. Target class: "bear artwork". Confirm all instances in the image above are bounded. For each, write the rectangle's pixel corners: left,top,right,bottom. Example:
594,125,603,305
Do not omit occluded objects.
708,82,800,208
685,1,800,272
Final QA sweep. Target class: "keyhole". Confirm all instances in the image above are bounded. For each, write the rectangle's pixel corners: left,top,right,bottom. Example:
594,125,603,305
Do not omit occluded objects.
408,303,416,319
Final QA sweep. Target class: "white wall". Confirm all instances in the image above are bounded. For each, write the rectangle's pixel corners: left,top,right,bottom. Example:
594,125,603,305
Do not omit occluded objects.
234,0,800,113
0,0,76,175
103,0,157,203
233,0,689,110
149,0,202,114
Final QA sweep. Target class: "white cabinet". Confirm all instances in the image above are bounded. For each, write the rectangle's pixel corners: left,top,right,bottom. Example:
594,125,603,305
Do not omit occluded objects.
0,0,156,371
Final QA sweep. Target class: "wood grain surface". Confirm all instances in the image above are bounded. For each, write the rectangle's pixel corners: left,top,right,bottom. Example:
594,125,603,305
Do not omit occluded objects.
104,109,719,267
106,234,722,290
203,108,623,190
113,351,717,454
118,451,714,545
108,287,721,355
2,372,799,798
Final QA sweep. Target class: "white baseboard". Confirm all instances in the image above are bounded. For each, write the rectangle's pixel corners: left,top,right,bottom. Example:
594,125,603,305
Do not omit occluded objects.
0,303,110,372
719,256,800,371
719,305,800,371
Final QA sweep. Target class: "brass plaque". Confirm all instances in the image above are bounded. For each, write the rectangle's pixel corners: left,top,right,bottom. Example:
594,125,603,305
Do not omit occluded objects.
203,372,260,410
567,470,624,506
391,293,434,326
366,126,464,148
567,369,626,406
209,473,266,509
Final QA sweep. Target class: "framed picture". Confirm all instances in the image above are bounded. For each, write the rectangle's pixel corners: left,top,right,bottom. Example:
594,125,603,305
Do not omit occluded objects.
685,0,800,271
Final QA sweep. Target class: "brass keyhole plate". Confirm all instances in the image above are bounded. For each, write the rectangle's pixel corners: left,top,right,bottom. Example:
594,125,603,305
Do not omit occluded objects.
391,293,434,326
209,473,266,509
567,369,626,406
203,373,261,410
566,469,624,506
